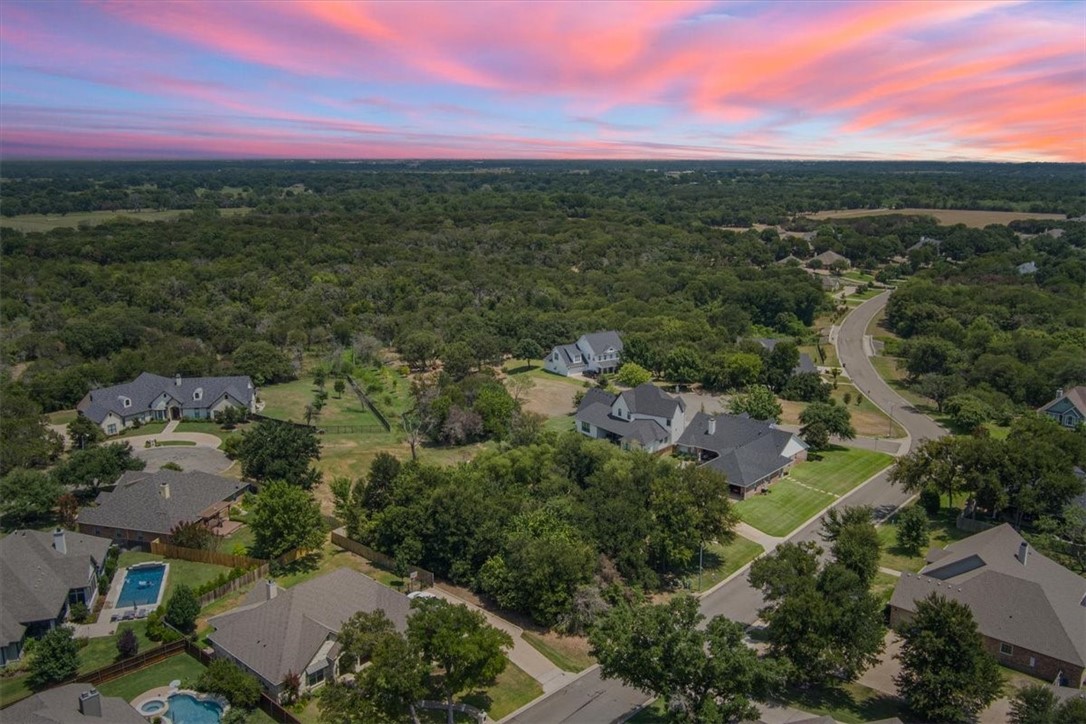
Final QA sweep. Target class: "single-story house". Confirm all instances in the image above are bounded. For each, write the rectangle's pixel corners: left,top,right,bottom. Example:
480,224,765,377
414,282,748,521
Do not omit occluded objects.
676,412,808,499
575,383,686,453
754,338,819,377
809,250,851,268
544,331,623,377
1,684,145,722
207,569,412,701
77,470,248,546
1039,387,1085,429
77,372,257,435
0,529,111,666
890,524,1086,688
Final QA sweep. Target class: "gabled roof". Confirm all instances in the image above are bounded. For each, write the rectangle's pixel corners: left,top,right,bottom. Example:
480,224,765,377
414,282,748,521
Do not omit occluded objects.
77,470,248,536
753,340,818,376
1040,386,1086,417
575,395,670,445
618,383,685,419
908,236,943,252
0,530,111,646
578,331,623,356
812,250,849,266
208,569,411,687
890,524,1086,668
554,343,585,367
1,684,145,723
678,412,806,489
78,372,254,424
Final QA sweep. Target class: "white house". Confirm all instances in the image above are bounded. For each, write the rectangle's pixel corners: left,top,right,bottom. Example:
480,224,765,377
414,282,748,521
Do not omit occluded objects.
574,383,685,453
544,331,623,376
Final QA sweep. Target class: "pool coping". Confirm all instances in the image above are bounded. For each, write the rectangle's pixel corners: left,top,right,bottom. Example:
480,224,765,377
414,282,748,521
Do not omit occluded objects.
132,685,230,722
105,562,171,624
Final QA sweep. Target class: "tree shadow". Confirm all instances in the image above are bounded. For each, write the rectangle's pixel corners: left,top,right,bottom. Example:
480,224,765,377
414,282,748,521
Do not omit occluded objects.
271,551,321,576
781,685,912,723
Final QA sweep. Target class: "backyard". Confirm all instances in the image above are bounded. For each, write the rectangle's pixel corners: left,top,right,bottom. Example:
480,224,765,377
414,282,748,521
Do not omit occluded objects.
117,551,235,603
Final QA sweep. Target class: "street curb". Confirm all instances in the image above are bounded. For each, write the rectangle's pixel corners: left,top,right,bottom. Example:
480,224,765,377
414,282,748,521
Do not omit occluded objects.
497,664,603,723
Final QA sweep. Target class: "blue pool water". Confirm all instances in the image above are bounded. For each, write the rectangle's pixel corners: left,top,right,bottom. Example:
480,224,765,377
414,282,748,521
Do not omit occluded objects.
165,693,224,724
116,564,166,607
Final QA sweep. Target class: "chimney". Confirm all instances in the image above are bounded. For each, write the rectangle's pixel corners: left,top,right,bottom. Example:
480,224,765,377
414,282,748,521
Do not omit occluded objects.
78,689,102,717
175,373,182,387
1017,541,1029,565
1055,388,1064,400
266,579,278,600
159,482,170,500
707,417,716,435
53,528,66,555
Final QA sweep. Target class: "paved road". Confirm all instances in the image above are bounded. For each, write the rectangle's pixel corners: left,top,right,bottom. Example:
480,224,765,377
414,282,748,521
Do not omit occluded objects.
505,291,947,723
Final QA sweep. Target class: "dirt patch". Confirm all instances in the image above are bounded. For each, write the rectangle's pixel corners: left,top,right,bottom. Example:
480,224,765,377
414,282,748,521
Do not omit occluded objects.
806,208,1066,228
517,375,579,418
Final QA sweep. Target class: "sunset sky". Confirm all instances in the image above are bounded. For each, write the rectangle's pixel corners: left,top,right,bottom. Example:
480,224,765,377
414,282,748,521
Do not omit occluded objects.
2,1,1083,161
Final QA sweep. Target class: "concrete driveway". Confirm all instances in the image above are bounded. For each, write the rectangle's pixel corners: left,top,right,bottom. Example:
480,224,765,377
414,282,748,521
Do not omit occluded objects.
126,422,233,474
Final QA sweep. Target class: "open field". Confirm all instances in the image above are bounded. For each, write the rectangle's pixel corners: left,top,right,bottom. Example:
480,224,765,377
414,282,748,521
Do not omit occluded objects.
779,382,906,439
46,409,78,425
789,446,893,496
806,207,1066,227
878,505,975,573
462,661,543,721
0,207,251,232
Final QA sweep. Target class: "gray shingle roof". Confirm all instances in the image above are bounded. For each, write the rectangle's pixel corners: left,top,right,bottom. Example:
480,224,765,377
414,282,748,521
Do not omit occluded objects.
890,524,1086,668
579,331,623,357
908,236,943,252
1,684,145,723
0,530,111,647
618,383,685,419
812,250,849,266
575,397,670,445
77,372,254,425
1040,386,1086,417
678,412,806,489
77,470,248,536
556,343,585,367
208,569,411,688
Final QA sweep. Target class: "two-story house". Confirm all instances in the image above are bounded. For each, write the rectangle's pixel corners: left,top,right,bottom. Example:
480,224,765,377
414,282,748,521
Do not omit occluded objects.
544,331,623,377
575,383,686,453
1039,387,1086,429
1,529,111,666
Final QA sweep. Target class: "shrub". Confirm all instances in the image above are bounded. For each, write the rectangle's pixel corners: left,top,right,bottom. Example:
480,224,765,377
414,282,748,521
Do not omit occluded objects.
919,487,941,516
28,627,79,689
895,506,929,555
68,602,90,623
196,659,262,709
146,607,183,643
165,585,200,633
116,628,139,659
98,574,110,596
160,462,184,472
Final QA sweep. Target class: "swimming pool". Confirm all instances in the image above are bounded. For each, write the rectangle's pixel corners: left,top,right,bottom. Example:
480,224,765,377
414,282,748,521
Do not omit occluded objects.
116,563,167,608
165,693,224,724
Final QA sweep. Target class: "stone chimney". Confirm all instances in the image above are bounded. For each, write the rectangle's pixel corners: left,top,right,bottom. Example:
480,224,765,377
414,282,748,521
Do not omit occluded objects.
266,579,278,600
707,417,716,435
159,482,170,500
175,373,182,387
53,528,66,555
1017,541,1029,565
78,689,102,717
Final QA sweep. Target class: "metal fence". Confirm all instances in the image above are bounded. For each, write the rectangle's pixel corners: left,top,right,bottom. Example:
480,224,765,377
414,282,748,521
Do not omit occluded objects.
345,375,392,431
330,527,434,588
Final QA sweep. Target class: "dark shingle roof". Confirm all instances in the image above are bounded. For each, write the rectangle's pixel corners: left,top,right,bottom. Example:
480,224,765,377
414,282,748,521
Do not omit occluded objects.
579,331,623,356
890,524,1086,668
208,569,411,687
0,530,111,647
619,383,684,419
2,684,145,723
575,398,670,444
678,412,806,489
556,343,585,367
77,470,248,536
78,372,254,424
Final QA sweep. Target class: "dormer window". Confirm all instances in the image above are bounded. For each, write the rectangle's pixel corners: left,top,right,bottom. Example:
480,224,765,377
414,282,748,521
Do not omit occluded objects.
121,397,132,409
193,388,203,402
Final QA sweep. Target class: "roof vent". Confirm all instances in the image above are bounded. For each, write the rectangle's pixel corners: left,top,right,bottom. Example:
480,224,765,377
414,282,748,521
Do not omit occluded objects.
78,689,102,717
159,482,170,500
53,528,66,555
707,417,716,435
1017,541,1029,566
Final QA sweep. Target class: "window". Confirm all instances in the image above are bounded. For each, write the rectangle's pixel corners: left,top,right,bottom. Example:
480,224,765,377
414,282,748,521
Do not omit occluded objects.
122,397,131,408
1028,656,1036,668
580,421,591,433
193,388,203,402
306,669,325,687
107,424,117,435
999,642,1014,656
94,528,101,535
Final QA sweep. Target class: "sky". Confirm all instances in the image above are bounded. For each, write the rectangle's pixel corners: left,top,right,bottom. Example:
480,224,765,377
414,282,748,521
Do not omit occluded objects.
1,1,1083,162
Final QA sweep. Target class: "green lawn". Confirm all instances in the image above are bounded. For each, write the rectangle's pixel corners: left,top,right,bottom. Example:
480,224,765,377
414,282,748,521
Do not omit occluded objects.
776,681,906,724
521,633,595,673
46,409,78,425
78,622,156,673
543,415,575,434
0,673,31,708
628,698,667,722
878,506,974,573
117,551,234,603
260,377,387,432
461,660,543,720
502,359,587,387
173,420,245,443
788,446,893,496
692,535,764,592
96,654,208,701
736,479,836,537
113,421,168,439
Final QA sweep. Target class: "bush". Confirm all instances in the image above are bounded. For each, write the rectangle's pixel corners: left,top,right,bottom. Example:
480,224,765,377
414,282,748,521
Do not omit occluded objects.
27,627,79,689
98,574,110,596
165,585,200,633
146,607,183,643
116,628,139,659
196,659,262,709
919,487,942,516
68,602,89,623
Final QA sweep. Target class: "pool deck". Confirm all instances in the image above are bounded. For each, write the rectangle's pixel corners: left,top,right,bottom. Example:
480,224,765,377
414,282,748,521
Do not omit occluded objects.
71,562,170,639
131,687,229,721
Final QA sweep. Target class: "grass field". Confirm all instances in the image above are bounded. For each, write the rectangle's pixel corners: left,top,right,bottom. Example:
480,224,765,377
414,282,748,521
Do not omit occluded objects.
462,660,543,720
522,632,595,673
0,207,251,233
692,535,764,592
173,420,245,443
96,654,208,701
807,207,1066,228
789,446,893,496
780,383,905,439
502,359,587,387
117,551,234,603
113,421,168,439
737,479,836,537
46,409,78,425
878,506,973,573
776,681,906,723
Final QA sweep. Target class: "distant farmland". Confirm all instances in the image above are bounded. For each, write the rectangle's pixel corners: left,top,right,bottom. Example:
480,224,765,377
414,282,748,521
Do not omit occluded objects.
0,207,251,232
806,207,1067,228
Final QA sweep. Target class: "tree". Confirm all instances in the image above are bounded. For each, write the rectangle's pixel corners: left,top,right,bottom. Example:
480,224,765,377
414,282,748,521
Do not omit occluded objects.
649,464,739,573
196,658,262,709
169,520,215,550
116,627,139,659
781,372,830,402
895,593,1001,722
232,341,294,385
399,331,441,371
819,505,873,542
334,378,346,398
914,373,962,413
945,394,992,432
830,519,881,586
28,626,80,689
728,386,781,422
662,346,703,384
514,338,543,368
67,415,104,449
407,598,512,724
362,452,402,514
0,468,63,525
57,493,79,528
0,383,62,476
237,421,321,489
890,437,970,507
895,506,929,555
51,442,145,491
165,584,200,632
590,596,788,722
615,362,652,388
507,375,534,405
799,401,855,448
249,480,325,559
1009,684,1059,724
764,341,800,392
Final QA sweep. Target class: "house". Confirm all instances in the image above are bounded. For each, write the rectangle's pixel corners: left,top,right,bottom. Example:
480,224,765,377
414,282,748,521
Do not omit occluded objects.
77,372,257,435
809,250,850,268
207,569,412,701
907,235,943,253
676,413,808,499
754,338,819,376
0,529,111,666
544,331,623,377
77,470,248,546
1,685,145,722
575,383,686,453
1017,261,1038,275
1039,387,1086,429
889,524,1086,688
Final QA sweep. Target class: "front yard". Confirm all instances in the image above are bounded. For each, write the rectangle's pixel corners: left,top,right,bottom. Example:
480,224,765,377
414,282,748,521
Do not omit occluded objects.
789,446,894,496
692,534,764,592
877,505,974,573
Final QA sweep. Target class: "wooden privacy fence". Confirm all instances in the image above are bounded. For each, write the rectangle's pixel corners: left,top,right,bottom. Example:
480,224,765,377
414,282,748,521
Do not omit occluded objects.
331,527,434,588
345,375,392,432
258,694,302,724
75,640,187,686
150,541,265,569
196,563,271,607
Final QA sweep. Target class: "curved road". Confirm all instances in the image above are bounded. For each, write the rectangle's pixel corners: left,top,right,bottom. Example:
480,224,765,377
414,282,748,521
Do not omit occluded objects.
504,290,947,724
